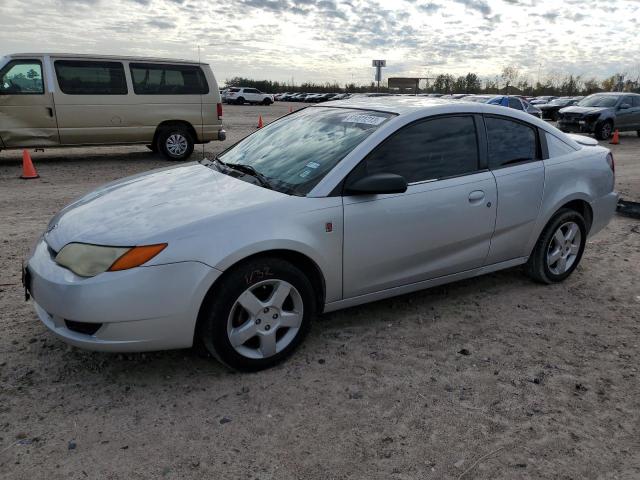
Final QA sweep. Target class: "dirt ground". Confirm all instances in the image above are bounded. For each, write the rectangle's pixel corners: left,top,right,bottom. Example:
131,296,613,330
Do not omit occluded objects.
1,103,639,480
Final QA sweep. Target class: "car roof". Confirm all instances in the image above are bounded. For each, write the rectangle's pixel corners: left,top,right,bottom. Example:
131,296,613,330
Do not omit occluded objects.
5,52,204,65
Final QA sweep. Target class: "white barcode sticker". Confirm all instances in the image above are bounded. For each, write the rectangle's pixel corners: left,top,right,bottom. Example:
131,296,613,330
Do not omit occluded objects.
342,114,386,126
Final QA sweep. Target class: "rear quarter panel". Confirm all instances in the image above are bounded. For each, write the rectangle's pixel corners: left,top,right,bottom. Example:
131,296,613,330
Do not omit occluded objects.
526,145,614,255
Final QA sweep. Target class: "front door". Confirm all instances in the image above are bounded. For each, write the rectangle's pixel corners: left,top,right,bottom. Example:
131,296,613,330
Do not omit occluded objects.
342,115,497,298
615,95,638,131
0,58,59,147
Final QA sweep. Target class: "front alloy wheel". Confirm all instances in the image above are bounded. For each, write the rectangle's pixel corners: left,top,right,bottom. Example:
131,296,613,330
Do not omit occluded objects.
198,257,315,371
227,279,304,359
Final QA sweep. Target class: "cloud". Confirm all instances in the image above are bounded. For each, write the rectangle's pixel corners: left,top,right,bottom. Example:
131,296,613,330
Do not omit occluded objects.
452,0,491,16
417,2,441,13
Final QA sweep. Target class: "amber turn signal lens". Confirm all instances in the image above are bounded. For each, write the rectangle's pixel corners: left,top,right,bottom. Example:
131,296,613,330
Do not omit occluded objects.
108,244,167,272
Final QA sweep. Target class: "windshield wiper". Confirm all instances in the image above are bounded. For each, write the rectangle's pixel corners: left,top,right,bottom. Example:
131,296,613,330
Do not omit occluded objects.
223,162,274,190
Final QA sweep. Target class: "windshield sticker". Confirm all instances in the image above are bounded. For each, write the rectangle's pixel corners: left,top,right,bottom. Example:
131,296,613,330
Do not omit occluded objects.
342,113,386,126
305,161,320,169
299,169,312,178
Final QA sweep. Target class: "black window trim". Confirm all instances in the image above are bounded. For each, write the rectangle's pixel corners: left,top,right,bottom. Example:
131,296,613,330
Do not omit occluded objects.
129,62,209,95
340,113,486,196
480,113,543,170
0,59,45,95
54,59,128,95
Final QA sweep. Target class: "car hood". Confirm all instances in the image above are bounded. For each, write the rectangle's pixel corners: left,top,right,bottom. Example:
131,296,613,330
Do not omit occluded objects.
44,162,285,251
539,103,565,110
559,106,610,115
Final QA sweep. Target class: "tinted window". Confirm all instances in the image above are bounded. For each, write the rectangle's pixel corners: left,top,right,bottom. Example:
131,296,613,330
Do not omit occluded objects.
365,116,479,183
508,97,523,110
130,63,208,95
0,60,44,94
54,60,127,95
578,94,619,108
546,132,576,157
633,96,640,108
486,117,538,168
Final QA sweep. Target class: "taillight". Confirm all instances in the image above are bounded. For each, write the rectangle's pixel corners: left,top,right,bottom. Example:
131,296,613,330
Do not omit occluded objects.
217,103,223,119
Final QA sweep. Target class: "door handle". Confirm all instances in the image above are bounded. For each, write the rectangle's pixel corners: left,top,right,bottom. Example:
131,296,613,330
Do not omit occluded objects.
46,107,54,117
468,190,485,203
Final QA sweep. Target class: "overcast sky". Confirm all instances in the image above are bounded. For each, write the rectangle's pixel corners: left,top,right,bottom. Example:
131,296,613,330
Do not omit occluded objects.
1,0,639,85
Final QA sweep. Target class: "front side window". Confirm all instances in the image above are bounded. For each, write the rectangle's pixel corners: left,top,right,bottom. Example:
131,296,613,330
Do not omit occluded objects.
130,63,209,95
632,96,640,108
55,60,127,95
363,116,479,183
0,60,44,94
486,117,538,169
218,107,394,195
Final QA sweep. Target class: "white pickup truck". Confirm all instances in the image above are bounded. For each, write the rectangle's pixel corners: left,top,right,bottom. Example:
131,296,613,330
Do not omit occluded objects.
224,87,274,105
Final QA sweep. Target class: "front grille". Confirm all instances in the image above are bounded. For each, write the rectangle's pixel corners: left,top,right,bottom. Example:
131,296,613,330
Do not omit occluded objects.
64,320,102,336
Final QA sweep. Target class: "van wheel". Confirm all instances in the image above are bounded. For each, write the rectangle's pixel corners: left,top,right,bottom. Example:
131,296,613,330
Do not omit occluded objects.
525,208,587,284
157,126,194,161
198,257,315,372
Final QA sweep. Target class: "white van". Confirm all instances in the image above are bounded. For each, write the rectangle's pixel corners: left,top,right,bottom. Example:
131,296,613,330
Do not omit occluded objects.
0,53,225,160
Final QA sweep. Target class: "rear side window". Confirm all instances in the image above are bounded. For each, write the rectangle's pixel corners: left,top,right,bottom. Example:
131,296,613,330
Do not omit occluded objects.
55,60,127,95
486,117,538,169
508,97,523,110
130,63,209,95
365,116,479,183
229,87,240,92
0,60,44,94
546,132,577,157
632,96,640,107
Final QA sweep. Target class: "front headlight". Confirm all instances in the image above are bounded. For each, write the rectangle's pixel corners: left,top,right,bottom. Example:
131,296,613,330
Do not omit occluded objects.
55,243,167,277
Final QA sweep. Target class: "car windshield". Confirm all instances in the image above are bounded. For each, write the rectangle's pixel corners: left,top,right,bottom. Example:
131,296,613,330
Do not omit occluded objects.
218,107,394,195
548,98,571,106
578,95,619,108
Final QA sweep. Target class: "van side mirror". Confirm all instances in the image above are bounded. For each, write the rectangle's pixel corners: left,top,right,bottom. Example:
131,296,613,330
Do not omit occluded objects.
345,173,408,195
619,103,631,110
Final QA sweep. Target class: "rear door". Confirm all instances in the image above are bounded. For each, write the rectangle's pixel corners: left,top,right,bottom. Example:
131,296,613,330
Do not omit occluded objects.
483,115,545,264
342,115,497,298
52,58,132,145
0,57,59,147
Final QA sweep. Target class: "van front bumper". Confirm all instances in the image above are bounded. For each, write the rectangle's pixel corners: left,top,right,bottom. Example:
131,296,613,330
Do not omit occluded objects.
25,239,221,352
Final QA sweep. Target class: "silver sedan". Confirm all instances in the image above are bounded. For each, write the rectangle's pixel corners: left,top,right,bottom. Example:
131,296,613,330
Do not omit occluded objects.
24,97,618,371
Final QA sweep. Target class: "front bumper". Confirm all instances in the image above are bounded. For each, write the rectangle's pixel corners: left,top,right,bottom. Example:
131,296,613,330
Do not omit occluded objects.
26,239,221,352
558,118,597,134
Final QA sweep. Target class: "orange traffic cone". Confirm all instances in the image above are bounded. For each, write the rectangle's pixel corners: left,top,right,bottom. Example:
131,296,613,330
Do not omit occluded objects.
257,115,264,129
609,129,619,145
20,150,39,179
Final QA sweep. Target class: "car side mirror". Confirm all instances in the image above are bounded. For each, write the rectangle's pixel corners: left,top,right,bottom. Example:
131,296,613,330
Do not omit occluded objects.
345,173,408,195
619,103,631,110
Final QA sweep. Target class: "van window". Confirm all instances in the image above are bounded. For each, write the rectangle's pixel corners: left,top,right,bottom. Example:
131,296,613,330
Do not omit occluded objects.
130,63,209,95
54,60,127,95
0,60,44,94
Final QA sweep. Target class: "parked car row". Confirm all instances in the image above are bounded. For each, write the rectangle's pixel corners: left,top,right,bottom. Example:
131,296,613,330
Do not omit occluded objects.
276,92,352,102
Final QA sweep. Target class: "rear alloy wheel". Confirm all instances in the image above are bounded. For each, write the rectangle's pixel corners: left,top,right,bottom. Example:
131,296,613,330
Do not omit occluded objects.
236,97,245,105
594,121,613,141
198,257,315,371
525,208,587,284
157,127,194,161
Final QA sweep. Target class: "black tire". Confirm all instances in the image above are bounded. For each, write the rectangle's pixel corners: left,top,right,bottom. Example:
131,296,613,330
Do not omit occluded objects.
525,208,587,284
198,257,315,372
236,97,245,105
636,130,640,137
262,98,272,105
594,120,613,141
146,144,158,152
156,126,194,161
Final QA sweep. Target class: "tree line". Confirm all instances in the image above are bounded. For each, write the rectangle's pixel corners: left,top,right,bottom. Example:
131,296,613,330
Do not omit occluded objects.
225,68,640,96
